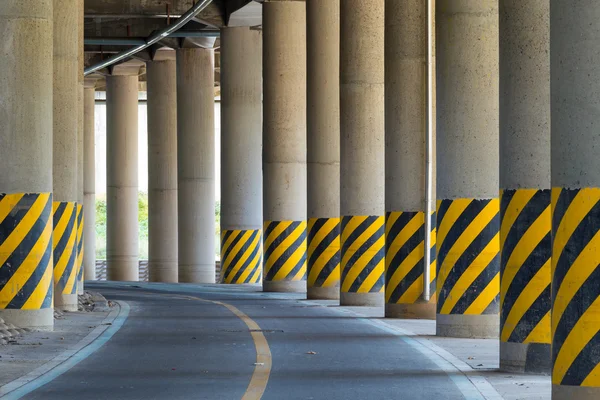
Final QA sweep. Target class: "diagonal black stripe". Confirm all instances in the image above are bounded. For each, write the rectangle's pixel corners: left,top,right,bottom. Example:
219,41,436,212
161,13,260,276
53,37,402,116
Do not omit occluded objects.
287,244,308,282
436,201,451,228
232,238,261,284
54,206,76,268
561,330,600,386
507,285,551,343
265,221,300,260
228,231,260,283
6,232,53,309
438,213,499,307
448,253,499,315
265,228,306,281
0,194,41,238
0,203,50,294
552,196,600,306
387,259,423,304
308,222,340,269
437,200,491,269
221,230,234,248
500,189,517,222
58,230,78,292
263,221,278,240
308,218,327,244
222,231,246,266
341,216,380,259
552,188,571,241
243,256,262,284
385,217,424,283
553,266,600,367
387,212,420,245
348,246,385,293
313,250,340,287
344,221,384,274
53,202,67,227
501,234,551,326
501,190,550,271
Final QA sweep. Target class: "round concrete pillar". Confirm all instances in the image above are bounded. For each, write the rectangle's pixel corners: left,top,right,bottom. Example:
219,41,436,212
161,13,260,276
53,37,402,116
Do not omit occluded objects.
83,82,97,282
340,0,385,306
307,0,341,300
76,0,84,295
436,0,499,338
220,27,263,285
106,74,139,282
147,58,178,283
262,1,307,293
53,0,81,311
550,2,600,398
499,0,551,373
0,0,54,330
177,48,215,283
384,0,435,319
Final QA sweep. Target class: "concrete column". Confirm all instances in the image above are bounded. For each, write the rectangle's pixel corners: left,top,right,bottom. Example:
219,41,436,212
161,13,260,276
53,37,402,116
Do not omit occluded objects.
83,81,97,282
106,73,139,281
263,0,307,293
550,2,600,398
147,57,178,283
340,0,385,306
220,27,263,285
53,0,80,311
436,0,499,338
385,0,435,319
0,0,54,330
306,0,341,300
76,0,84,294
499,0,551,373
177,48,215,283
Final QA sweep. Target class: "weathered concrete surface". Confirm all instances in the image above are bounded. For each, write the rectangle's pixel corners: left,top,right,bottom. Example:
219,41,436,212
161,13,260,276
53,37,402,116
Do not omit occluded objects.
340,0,385,307
220,27,263,232
147,59,178,283
177,48,215,284
262,1,307,293
499,0,551,374
53,0,80,311
0,0,54,330
106,74,139,282
307,0,341,300
83,82,97,282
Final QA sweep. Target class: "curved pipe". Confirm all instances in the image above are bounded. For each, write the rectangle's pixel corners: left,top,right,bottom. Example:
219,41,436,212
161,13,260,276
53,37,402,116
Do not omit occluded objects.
84,0,213,76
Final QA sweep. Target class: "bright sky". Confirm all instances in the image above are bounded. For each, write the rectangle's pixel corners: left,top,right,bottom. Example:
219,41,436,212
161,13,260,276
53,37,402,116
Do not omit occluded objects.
94,101,221,200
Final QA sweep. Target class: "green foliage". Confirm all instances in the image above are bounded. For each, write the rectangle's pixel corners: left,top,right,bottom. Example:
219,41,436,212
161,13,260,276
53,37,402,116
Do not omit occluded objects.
96,194,221,260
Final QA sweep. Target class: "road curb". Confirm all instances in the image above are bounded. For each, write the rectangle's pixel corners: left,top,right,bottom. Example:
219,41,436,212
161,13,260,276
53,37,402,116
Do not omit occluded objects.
0,301,129,399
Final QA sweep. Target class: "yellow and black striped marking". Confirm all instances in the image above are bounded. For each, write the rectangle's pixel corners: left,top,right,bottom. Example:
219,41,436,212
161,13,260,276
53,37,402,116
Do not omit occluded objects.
263,221,306,282
500,189,551,346
0,193,53,310
220,229,262,284
436,198,500,315
53,201,78,295
76,204,84,286
341,216,384,294
551,187,600,387
307,218,340,289
385,211,436,304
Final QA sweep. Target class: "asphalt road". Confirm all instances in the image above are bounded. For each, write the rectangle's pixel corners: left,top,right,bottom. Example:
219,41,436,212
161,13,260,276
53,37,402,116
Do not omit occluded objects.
23,282,471,400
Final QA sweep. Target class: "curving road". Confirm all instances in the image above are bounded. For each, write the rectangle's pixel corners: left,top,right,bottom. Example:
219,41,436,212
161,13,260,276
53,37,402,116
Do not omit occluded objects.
21,282,478,400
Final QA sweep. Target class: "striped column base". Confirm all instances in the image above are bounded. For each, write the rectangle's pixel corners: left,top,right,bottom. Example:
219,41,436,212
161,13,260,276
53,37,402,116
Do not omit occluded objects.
500,189,551,373
0,193,54,329
76,203,84,293
220,229,262,284
53,201,79,311
307,217,340,300
263,220,307,293
385,211,436,319
436,198,500,338
340,215,384,307
551,188,600,396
